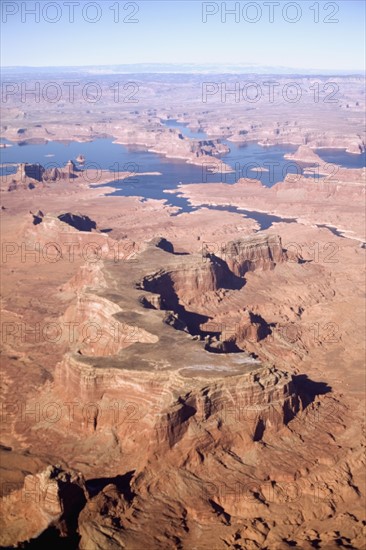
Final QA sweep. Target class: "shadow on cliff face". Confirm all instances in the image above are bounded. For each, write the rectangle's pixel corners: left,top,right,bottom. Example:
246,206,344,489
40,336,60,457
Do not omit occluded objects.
204,339,244,353
30,211,98,231
139,253,244,339
58,213,97,232
18,526,80,549
249,312,272,339
16,474,136,550
208,499,231,526
208,254,245,290
292,374,332,408
31,209,44,225
18,483,87,550
86,470,136,502
140,271,212,335
150,236,189,255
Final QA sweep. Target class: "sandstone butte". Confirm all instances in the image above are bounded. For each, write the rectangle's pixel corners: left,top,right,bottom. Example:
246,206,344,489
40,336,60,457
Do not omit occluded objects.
0,81,365,548
0,170,365,548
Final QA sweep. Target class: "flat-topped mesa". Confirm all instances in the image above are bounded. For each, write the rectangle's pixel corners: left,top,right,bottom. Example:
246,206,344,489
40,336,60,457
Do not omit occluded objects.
60,294,158,356
10,161,79,190
18,161,78,181
284,144,323,164
140,253,240,302
53,354,301,450
213,233,286,277
155,365,301,448
42,239,301,458
146,129,230,168
22,211,127,263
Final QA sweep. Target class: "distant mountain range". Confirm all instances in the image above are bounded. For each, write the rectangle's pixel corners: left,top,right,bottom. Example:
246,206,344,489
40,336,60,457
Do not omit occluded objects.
1,63,365,76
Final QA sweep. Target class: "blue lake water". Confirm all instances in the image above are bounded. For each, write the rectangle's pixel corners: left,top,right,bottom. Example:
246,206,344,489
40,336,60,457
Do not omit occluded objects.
162,119,206,139
0,136,301,187
201,204,298,230
1,121,364,230
315,148,366,169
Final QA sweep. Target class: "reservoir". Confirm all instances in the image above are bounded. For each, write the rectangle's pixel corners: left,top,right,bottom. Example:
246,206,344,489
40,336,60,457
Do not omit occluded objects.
1,121,364,228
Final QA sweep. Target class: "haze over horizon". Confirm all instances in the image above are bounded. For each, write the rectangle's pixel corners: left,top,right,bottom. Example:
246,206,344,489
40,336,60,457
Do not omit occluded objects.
1,0,365,72
1,1,366,549
1,62,365,75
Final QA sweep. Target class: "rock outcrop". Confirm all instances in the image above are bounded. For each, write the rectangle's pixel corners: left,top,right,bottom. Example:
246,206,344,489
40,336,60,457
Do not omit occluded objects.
35,237,301,463
22,211,126,263
0,465,87,547
214,233,286,277
1,73,365,550
284,144,324,164
7,161,79,191
17,161,78,183
57,212,97,232
18,162,45,182
2,223,364,549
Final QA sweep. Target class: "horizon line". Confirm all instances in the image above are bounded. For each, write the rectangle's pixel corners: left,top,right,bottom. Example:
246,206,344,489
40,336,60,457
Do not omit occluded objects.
1,63,365,75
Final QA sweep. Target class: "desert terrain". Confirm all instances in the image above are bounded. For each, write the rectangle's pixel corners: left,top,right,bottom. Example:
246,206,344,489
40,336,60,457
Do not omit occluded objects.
0,71,365,549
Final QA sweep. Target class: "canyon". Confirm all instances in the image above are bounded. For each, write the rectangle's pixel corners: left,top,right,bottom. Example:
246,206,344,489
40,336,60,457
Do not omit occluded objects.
0,72,365,549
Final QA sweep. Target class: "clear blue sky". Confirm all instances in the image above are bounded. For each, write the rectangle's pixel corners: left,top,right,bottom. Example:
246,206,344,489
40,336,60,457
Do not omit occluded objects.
1,1,365,71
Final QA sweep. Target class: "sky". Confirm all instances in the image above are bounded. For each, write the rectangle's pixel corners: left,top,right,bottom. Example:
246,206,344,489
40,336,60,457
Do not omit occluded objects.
1,0,365,71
